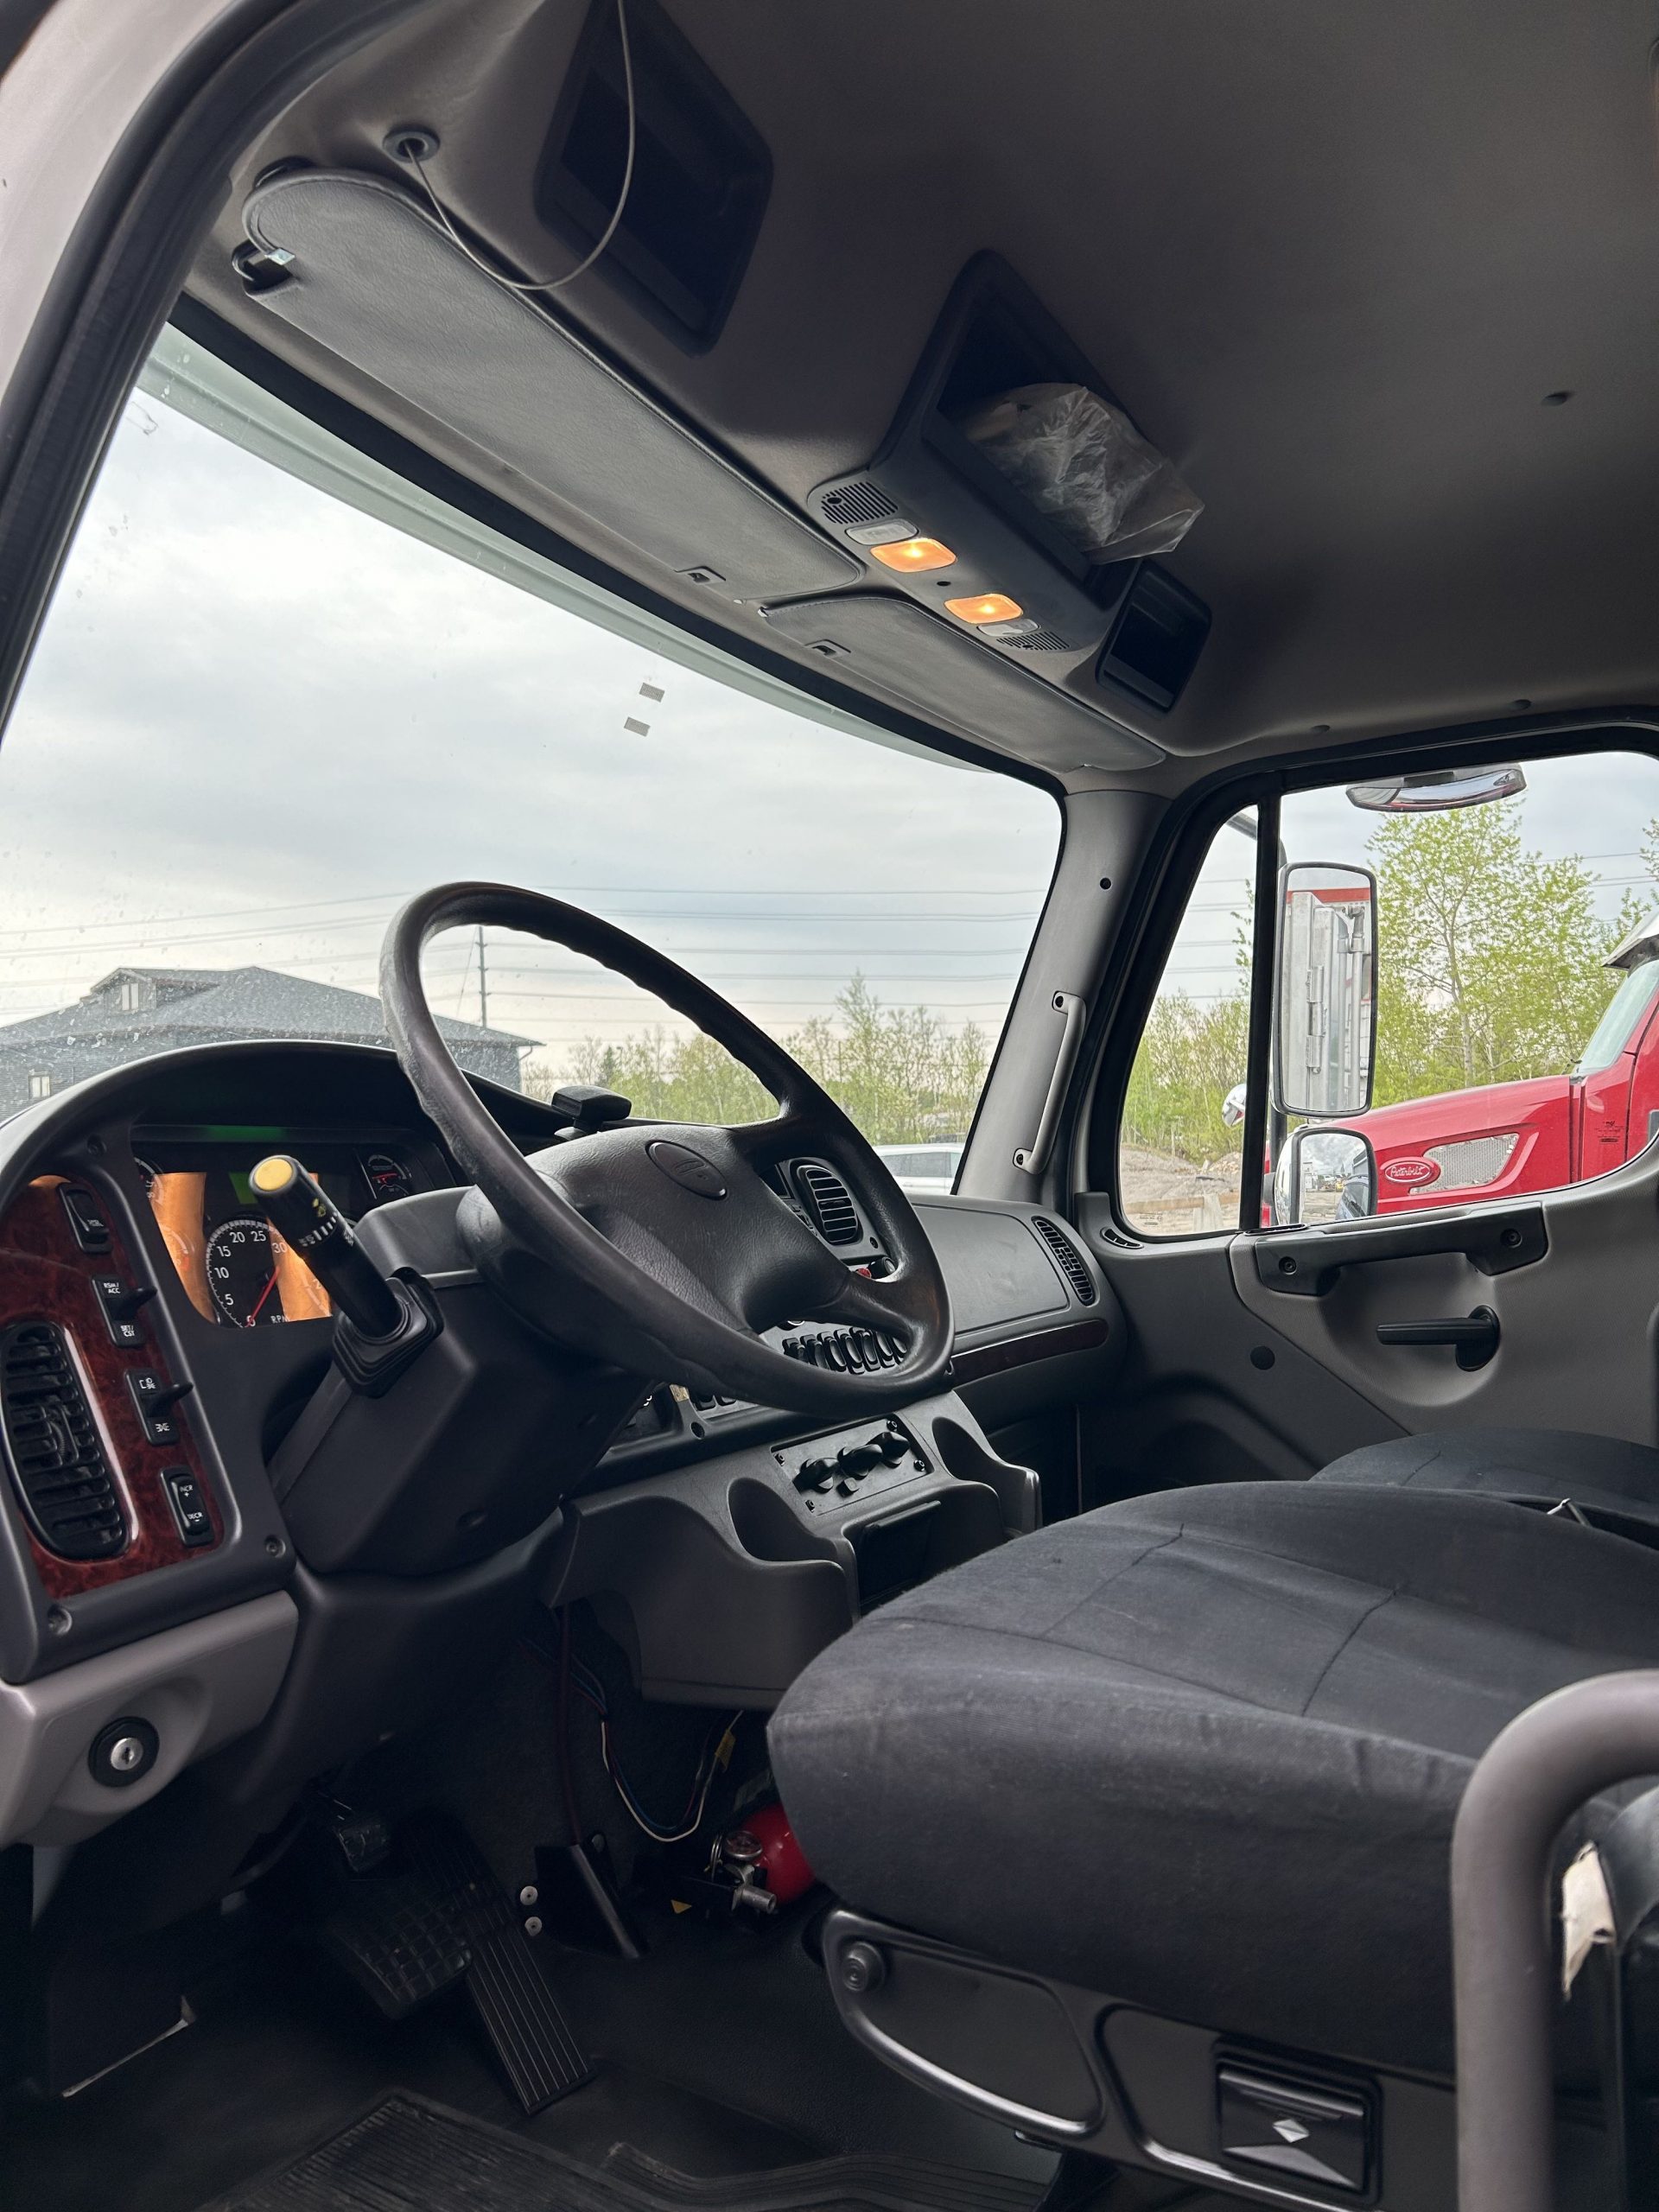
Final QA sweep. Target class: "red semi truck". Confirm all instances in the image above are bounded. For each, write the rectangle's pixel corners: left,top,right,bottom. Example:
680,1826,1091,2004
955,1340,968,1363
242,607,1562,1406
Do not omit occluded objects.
1343,906,1659,1212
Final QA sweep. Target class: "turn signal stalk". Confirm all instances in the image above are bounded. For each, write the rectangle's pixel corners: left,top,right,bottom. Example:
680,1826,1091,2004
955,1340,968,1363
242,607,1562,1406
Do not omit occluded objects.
250,1154,404,1340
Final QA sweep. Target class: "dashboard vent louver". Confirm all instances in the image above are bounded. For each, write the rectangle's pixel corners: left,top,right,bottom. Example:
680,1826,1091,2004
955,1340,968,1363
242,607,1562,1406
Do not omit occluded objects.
1033,1217,1097,1305
0,1322,128,1560
795,1163,861,1246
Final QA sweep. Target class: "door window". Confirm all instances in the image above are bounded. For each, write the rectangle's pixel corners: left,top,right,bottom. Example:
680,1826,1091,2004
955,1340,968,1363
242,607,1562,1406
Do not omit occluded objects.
1116,747,1659,1234
1116,811,1257,1235
1273,748,1659,1220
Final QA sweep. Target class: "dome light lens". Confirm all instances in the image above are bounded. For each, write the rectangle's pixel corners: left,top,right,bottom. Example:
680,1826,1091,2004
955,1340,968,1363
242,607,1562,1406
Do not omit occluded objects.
868,537,956,572
945,593,1024,625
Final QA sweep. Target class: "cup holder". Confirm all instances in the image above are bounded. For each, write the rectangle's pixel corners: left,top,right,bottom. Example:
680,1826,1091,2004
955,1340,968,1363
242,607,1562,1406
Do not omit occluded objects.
728,1477,839,1565
931,1417,1042,1533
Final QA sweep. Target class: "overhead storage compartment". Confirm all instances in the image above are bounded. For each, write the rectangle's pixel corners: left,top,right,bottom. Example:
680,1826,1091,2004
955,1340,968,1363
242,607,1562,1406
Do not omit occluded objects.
240,169,857,604
809,255,1209,717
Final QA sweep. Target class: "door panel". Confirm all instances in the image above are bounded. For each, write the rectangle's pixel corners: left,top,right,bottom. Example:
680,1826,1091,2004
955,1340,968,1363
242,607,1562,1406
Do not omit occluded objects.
1230,1148,1659,1447
1071,1208,1404,1502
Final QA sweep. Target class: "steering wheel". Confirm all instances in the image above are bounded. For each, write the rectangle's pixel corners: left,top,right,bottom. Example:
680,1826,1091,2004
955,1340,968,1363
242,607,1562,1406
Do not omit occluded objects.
380,885,954,1414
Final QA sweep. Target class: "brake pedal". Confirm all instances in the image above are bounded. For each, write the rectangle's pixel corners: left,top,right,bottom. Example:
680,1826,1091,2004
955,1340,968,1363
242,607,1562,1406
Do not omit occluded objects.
317,1874,472,2022
403,1812,593,2113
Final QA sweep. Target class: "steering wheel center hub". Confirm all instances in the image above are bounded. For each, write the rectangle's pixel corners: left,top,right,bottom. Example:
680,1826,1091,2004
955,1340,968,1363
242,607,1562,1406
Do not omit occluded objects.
646,1138,728,1199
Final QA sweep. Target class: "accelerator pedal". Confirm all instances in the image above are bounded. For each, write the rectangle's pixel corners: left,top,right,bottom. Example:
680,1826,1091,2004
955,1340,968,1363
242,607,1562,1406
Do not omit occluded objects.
404,1812,594,2113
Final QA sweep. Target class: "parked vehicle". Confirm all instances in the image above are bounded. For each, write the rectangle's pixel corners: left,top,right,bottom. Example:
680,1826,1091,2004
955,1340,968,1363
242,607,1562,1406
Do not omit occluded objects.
873,1141,964,1194
1344,907,1659,1211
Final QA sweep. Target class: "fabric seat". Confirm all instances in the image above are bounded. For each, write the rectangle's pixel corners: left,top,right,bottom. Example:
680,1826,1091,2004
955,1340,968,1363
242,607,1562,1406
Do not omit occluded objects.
1316,1424,1659,1531
769,1479,1659,2077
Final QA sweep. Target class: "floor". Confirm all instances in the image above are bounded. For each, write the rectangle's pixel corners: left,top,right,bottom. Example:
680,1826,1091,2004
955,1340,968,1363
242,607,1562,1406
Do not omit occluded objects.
0,1897,1084,2212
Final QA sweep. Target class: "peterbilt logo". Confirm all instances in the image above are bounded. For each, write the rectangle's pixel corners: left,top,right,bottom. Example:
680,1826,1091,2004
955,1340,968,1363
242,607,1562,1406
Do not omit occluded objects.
1382,1156,1440,1187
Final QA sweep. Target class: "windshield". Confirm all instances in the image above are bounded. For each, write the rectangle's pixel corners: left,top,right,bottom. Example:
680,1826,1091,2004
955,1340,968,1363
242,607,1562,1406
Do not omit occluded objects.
0,331,1058,1154
1574,958,1659,1077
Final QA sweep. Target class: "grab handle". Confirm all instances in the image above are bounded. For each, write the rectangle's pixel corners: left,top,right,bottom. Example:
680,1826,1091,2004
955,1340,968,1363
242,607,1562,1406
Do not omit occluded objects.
1014,991,1086,1176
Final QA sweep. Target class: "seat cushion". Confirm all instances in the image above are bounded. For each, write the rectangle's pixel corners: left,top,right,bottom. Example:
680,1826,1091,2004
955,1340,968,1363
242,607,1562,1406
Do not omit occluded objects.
1316,1425,1659,1530
769,1481,1659,2075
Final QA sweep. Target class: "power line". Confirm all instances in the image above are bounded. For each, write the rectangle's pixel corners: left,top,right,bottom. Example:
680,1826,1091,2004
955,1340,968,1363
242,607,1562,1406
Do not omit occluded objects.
0,883,1046,946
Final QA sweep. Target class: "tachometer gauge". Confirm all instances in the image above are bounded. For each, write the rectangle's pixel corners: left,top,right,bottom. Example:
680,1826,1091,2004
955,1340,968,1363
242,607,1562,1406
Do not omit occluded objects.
205,1215,284,1326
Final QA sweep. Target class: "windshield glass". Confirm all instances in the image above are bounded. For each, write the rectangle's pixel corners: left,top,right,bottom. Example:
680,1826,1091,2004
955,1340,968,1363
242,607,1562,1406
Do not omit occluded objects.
1574,958,1659,1077
0,331,1058,1156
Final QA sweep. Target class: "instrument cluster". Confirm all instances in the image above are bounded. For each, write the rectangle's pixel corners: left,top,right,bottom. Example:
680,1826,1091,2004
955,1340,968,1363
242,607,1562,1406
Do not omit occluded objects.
134,1133,429,1327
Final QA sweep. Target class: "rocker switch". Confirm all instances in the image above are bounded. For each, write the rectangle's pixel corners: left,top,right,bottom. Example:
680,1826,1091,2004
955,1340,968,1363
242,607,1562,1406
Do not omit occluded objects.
93,1274,154,1348
161,1467,213,1548
127,1370,194,1446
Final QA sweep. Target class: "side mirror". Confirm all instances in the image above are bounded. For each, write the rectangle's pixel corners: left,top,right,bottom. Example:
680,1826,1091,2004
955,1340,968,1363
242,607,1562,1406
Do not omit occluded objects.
1272,1126,1378,1228
1272,863,1377,1119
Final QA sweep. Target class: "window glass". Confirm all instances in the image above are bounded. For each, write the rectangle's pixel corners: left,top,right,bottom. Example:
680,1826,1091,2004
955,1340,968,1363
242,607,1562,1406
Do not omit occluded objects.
0,331,1058,1136
1117,813,1256,1235
1273,749,1659,1217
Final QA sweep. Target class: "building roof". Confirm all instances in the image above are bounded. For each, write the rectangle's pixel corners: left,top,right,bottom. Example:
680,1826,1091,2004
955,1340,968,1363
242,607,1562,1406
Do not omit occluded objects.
0,965,532,1053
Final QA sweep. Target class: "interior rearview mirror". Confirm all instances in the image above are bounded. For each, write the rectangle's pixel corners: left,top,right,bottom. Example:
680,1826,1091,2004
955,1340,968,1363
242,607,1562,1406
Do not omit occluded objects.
1272,863,1376,1119
1271,1126,1378,1229
1345,762,1526,812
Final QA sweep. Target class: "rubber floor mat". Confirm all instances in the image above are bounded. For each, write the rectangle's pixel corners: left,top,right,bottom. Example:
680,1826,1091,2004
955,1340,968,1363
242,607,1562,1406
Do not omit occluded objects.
194,2091,1046,2212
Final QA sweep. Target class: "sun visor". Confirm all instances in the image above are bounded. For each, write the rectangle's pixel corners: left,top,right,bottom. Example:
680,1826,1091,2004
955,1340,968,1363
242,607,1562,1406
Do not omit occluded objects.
761,594,1160,772
239,169,857,604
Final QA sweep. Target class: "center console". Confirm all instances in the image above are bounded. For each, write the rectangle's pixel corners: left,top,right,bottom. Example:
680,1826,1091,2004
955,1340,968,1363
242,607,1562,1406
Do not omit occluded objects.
543,1389,1039,1708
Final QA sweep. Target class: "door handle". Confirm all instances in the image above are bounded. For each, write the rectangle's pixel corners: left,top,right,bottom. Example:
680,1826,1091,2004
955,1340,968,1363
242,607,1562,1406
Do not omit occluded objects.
1376,1306,1500,1371
1014,990,1086,1176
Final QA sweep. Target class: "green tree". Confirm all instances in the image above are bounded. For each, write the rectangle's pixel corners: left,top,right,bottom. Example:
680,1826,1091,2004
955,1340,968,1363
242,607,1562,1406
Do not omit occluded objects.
1121,988,1249,1163
524,976,990,1146
1366,809,1627,1104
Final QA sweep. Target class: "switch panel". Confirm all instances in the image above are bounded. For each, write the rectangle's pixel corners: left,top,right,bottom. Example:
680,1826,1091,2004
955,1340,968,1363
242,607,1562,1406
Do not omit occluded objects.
778,1421,930,1514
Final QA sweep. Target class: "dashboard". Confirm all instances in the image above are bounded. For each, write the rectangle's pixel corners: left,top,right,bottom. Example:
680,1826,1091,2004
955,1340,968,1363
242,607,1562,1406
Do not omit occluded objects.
0,1039,1122,1866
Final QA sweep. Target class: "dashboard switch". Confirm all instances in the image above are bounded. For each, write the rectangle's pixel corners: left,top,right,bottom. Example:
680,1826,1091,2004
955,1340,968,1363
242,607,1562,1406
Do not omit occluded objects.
92,1274,154,1348
161,1465,214,1548
60,1186,111,1253
126,1369,194,1446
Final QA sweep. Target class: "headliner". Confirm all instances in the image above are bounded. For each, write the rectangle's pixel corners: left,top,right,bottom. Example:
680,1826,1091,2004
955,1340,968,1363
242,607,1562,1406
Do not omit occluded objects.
192,0,1659,790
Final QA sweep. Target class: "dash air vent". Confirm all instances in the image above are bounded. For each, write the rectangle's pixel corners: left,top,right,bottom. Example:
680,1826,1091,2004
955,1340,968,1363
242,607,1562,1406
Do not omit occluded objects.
795,1163,861,1246
1033,1217,1096,1305
1,1322,129,1560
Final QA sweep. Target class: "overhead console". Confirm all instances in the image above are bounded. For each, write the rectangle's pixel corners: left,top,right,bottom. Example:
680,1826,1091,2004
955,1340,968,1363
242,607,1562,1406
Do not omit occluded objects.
772,257,1209,766
222,25,1197,778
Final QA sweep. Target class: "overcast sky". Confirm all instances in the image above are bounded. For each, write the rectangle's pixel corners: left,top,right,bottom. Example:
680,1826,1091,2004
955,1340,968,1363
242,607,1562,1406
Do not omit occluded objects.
1160,752,1659,1007
0,363,1060,1071
4,336,1654,1063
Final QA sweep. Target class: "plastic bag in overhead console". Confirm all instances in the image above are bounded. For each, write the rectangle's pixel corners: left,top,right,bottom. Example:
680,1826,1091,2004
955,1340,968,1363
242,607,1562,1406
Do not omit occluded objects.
957,381,1202,563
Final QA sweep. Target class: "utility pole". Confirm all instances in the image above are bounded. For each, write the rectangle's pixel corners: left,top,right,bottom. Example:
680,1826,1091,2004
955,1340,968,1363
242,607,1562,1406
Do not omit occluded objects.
476,924,488,1031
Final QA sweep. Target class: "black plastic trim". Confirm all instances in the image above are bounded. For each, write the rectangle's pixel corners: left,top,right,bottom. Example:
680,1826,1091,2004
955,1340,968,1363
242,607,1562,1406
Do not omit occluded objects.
1248,1206,1548,1298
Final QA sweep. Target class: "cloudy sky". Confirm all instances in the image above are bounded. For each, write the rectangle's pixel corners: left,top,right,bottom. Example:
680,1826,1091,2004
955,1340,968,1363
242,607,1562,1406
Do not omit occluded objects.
3,322,1654,1071
0,340,1060,1075
1159,752,1659,1011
